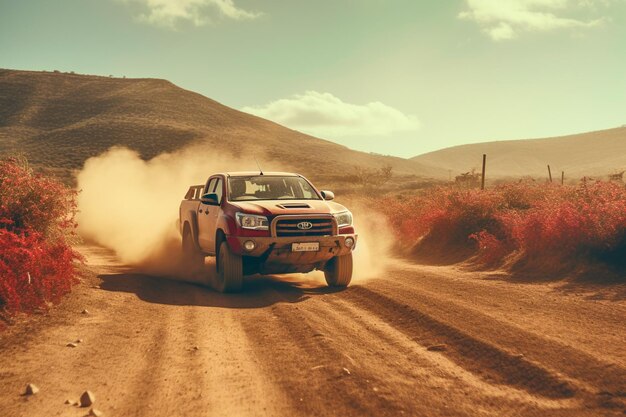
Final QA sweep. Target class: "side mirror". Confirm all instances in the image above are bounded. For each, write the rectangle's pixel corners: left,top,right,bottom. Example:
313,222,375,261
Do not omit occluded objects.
201,193,220,205
320,190,335,201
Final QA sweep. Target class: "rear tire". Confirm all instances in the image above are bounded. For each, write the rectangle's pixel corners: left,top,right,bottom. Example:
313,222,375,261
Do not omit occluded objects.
182,226,205,274
214,241,243,293
324,253,353,287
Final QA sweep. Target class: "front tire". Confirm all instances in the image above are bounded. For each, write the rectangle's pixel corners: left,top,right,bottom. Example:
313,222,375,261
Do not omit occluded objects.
324,253,353,287
214,241,243,293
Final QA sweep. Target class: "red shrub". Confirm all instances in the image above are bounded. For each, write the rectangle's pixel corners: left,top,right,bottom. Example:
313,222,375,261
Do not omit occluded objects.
0,230,78,312
0,158,80,313
381,187,507,249
503,181,626,259
381,180,626,271
0,158,77,237
469,230,510,266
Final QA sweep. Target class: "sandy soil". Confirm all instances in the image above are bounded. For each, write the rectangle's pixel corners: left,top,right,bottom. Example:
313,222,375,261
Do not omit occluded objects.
1,246,625,417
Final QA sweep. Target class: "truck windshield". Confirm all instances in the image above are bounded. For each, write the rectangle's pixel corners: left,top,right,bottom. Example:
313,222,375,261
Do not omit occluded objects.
227,176,321,201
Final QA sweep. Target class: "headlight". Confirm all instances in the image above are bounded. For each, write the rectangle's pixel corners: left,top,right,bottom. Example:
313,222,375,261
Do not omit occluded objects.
333,210,353,228
236,212,269,230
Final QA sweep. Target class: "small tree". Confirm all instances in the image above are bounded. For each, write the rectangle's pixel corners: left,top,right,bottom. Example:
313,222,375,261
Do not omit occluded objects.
352,164,394,188
455,169,481,189
379,164,393,186
608,170,624,182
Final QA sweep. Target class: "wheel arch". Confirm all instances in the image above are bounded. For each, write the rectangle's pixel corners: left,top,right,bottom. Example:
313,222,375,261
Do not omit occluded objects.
182,211,201,250
215,228,227,257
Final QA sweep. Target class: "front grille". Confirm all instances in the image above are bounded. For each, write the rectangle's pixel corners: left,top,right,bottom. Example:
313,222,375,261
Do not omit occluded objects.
273,216,336,237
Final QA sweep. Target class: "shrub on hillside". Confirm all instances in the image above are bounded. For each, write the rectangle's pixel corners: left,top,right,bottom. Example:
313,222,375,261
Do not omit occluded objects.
381,181,626,272
0,157,80,313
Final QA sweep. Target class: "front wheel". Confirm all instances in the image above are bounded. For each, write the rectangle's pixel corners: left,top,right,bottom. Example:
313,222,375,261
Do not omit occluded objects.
324,253,353,287
214,241,243,293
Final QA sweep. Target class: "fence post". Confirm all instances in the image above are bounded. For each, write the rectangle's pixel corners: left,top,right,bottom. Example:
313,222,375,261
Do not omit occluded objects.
481,154,486,190
561,171,564,185
547,165,553,183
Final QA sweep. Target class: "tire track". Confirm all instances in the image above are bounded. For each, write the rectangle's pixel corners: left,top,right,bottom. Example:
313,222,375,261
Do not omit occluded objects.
239,291,409,417
370,274,626,407
343,286,576,399
117,277,290,417
381,267,626,365
320,295,581,416
190,307,292,416
109,278,194,416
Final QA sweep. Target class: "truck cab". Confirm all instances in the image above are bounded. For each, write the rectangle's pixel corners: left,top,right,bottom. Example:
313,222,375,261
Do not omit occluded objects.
179,172,357,292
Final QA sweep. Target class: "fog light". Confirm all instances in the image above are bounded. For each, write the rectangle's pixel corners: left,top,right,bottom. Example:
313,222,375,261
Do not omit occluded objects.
243,240,256,251
345,237,355,249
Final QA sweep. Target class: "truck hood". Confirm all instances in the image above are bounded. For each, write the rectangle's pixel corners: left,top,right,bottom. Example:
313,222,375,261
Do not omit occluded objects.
230,199,348,216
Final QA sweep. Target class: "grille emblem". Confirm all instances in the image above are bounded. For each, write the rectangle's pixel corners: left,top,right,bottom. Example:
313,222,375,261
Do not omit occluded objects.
297,221,313,230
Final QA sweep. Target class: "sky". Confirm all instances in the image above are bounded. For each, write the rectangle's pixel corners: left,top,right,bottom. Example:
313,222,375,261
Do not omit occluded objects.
1,0,625,157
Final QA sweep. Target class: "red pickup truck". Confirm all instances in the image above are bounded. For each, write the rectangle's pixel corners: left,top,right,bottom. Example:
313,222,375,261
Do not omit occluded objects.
179,172,357,292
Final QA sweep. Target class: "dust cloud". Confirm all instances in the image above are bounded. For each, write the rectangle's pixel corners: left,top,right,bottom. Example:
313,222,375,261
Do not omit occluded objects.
76,146,251,278
76,146,393,284
351,202,395,281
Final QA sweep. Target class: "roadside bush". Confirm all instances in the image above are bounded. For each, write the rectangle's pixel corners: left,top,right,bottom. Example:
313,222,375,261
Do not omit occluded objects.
500,181,626,263
0,157,80,313
381,181,626,272
382,187,508,249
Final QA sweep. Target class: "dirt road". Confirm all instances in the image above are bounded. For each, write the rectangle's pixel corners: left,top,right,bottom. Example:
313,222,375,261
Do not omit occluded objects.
1,246,625,417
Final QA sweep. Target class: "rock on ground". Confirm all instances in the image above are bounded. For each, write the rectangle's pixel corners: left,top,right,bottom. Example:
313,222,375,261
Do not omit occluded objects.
80,390,96,407
24,384,39,395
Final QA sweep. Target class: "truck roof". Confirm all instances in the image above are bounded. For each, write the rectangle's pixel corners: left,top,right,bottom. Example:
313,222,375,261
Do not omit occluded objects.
221,171,300,177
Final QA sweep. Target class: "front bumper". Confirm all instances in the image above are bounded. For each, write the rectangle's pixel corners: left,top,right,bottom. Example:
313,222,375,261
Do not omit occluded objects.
227,234,357,265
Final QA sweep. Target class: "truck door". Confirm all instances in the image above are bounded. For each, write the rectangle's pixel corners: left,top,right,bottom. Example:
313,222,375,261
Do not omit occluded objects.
197,177,222,254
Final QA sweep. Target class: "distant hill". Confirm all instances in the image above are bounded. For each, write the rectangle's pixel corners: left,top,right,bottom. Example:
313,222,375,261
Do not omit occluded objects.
412,127,626,180
0,69,443,182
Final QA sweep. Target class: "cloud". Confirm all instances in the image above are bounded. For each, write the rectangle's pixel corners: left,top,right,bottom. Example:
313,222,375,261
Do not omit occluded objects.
459,0,608,40
118,0,261,28
241,91,420,139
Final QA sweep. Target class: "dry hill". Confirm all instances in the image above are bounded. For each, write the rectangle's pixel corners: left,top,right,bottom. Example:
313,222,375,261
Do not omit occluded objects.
412,127,626,181
0,69,442,182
